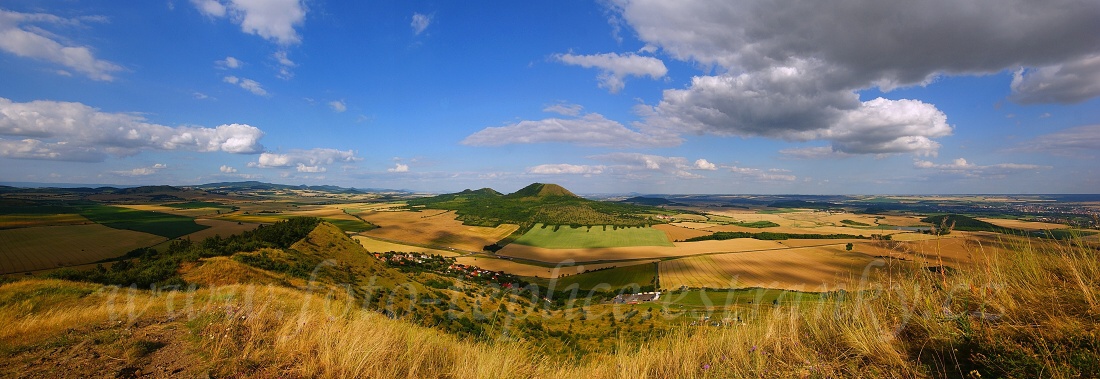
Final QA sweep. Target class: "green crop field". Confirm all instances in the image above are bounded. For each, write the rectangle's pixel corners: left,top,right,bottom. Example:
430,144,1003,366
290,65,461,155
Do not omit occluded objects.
77,204,208,239
513,224,673,249
545,262,657,291
657,288,830,308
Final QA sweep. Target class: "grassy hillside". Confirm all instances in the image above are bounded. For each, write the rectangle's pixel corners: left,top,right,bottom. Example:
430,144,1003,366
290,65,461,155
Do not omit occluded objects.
5,218,1099,377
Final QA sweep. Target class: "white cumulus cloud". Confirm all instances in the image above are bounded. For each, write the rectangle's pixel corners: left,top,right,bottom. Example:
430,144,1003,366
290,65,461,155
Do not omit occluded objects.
250,148,360,173
0,9,122,81
555,52,667,93
192,0,307,45
0,97,265,161
223,76,268,96
526,164,605,175
694,159,716,170
588,153,704,179
216,56,242,69
387,163,409,173
220,165,237,173
329,100,347,113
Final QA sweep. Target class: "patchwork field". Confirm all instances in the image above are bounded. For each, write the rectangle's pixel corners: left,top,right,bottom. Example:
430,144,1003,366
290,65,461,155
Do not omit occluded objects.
659,246,886,291
358,210,518,252
217,207,374,233
0,214,89,229
512,224,673,249
0,224,165,274
497,238,790,263
354,236,460,257
78,204,208,239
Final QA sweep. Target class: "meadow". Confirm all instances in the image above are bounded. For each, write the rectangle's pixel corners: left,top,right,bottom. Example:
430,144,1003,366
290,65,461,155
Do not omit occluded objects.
512,223,674,249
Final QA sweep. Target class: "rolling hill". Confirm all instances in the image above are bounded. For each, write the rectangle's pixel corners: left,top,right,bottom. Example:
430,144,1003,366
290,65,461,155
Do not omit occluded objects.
406,182,664,227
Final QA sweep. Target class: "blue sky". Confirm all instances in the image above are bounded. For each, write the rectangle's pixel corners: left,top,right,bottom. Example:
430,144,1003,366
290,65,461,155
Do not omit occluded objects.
1,0,1099,194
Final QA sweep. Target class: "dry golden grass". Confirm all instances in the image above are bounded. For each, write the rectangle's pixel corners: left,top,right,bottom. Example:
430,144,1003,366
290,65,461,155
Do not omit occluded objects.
497,239,789,263
180,255,296,287
359,210,518,252
659,245,885,291
0,224,165,274
1,232,1097,378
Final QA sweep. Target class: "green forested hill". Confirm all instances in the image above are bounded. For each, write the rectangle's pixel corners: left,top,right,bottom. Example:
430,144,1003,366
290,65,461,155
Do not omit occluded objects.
406,183,664,227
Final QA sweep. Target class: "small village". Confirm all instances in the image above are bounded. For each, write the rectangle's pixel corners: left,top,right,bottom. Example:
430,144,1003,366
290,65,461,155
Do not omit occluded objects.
371,251,523,288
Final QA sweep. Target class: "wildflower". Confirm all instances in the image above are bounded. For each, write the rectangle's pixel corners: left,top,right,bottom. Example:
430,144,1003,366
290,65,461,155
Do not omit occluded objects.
702,364,711,370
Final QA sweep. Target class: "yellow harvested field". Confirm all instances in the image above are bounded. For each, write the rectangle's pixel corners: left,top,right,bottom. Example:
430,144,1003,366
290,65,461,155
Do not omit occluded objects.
670,222,717,230
183,219,261,240
652,223,711,241
0,214,89,228
115,204,222,217
659,247,885,291
0,224,165,274
359,210,518,252
497,239,788,263
353,236,460,257
340,202,406,213
682,210,917,237
775,239,865,248
978,218,1070,231
852,232,1002,267
892,233,950,241
671,213,708,221
872,215,927,227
